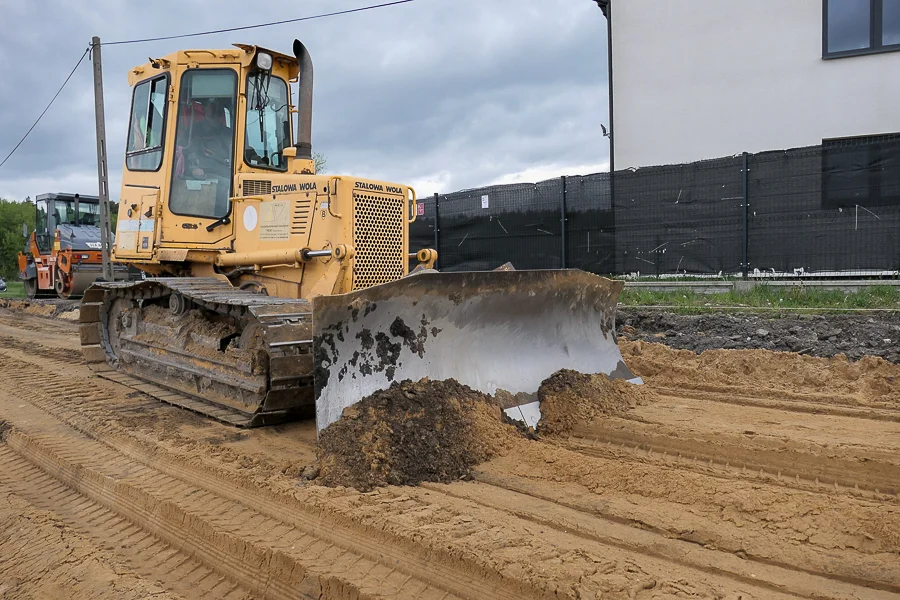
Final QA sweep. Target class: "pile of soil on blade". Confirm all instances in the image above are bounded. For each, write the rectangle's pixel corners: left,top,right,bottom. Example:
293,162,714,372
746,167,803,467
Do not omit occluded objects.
537,370,650,436
317,379,520,491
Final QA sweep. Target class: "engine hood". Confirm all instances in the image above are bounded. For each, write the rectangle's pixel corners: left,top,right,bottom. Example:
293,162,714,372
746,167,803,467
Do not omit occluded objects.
56,224,113,251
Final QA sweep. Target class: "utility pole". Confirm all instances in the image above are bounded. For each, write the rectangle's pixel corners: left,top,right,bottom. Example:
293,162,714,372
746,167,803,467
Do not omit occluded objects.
91,36,115,281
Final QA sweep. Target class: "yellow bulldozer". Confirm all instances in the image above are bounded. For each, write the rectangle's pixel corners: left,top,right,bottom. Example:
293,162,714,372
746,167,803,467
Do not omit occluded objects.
80,40,636,431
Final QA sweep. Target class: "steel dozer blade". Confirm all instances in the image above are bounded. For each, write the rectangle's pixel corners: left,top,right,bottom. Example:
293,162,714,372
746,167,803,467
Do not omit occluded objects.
313,269,639,432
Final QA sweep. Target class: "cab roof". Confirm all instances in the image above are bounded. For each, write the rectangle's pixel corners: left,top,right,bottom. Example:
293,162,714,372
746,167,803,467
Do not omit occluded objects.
35,193,100,204
128,44,299,85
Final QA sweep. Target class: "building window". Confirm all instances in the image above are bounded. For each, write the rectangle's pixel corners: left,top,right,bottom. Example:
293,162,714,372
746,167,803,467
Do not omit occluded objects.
824,0,900,57
822,134,900,208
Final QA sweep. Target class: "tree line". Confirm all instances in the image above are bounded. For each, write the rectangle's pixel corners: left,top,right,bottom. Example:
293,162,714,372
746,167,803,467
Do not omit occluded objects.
0,199,34,279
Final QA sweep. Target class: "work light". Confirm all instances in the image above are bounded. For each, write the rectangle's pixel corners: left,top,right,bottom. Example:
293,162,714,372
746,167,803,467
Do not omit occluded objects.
256,52,273,71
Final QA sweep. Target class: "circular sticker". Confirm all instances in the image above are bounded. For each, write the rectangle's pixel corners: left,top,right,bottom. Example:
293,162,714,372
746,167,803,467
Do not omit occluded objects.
243,206,258,232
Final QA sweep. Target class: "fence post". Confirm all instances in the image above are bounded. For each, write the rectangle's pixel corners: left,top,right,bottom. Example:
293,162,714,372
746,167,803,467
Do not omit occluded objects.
433,193,441,270
742,152,749,279
560,176,567,269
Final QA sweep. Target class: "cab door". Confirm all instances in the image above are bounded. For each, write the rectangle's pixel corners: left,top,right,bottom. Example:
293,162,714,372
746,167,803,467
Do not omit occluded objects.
160,66,239,247
116,73,169,259
136,189,161,255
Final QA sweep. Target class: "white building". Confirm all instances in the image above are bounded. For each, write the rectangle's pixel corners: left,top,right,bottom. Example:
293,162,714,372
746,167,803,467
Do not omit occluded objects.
609,0,900,170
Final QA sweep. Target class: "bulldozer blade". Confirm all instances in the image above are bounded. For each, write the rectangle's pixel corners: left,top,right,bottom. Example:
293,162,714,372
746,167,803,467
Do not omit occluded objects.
313,269,638,432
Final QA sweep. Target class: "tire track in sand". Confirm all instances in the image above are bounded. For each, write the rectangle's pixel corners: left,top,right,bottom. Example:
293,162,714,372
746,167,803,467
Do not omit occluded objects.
418,474,900,599
0,353,552,600
0,443,251,600
566,420,900,498
653,386,900,422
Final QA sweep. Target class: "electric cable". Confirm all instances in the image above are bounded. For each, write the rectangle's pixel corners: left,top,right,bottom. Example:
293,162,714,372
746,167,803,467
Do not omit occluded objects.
0,0,418,170
0,47,90,170
102,0,415,46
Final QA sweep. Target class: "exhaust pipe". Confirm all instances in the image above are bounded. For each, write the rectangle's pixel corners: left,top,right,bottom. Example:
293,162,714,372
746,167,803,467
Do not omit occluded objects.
292,39,313,160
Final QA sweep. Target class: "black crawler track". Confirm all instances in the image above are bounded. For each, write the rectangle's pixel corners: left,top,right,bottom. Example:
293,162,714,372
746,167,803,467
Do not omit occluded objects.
79,278,314,427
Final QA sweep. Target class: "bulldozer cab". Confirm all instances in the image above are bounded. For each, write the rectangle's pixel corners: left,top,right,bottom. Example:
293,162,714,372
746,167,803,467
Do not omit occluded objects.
114,45,301,257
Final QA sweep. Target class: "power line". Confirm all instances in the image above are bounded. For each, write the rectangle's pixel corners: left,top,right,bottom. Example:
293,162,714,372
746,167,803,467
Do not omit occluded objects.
0,0,418,171
0,47,90,171
103,0,416,46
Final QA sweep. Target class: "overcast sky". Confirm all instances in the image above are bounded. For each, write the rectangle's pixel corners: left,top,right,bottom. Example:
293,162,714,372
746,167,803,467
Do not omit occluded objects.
0,0,610,201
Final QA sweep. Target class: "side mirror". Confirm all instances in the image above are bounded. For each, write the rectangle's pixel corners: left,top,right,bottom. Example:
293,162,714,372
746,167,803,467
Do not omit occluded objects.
22,223,28,237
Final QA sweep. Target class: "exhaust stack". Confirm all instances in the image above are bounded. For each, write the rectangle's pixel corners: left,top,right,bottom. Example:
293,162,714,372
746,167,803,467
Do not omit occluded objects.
292,39,314,160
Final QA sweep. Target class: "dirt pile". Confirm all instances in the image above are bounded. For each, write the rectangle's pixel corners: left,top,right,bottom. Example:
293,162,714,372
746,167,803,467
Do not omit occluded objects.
317,379,521,491
538,370,650,436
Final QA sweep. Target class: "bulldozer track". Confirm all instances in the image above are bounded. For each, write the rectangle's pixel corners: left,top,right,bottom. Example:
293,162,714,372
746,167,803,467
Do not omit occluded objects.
80,278,316,427
0,351,552,600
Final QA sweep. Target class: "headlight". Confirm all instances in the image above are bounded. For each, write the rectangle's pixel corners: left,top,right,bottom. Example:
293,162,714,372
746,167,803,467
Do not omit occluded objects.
256,52,273,71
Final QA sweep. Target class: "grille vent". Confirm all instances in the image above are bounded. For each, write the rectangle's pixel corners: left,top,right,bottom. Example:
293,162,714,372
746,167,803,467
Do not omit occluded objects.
292,197,313,237
243,180,272,196
352,193,405,290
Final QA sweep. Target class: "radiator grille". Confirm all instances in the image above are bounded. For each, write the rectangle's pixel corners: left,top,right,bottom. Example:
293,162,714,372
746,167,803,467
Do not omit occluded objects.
243,180,272,196
291,196,313,237
352,193,405,290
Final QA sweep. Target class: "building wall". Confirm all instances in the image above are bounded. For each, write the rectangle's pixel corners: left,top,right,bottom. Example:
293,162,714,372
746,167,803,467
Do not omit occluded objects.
612,0,900,169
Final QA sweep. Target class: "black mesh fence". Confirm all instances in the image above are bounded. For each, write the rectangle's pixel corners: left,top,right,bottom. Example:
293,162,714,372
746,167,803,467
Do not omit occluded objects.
409,138,900,277
613,155,744,275
748,144,900,275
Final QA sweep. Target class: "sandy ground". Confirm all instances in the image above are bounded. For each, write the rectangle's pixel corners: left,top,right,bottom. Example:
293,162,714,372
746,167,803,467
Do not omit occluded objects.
0,306,898,599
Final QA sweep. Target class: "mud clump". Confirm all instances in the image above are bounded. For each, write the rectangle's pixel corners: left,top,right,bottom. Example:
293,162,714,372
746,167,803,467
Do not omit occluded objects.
317,379,520,491
538,370,649,436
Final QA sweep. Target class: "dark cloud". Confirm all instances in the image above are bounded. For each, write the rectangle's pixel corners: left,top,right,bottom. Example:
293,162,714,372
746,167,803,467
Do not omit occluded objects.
0,0,609,200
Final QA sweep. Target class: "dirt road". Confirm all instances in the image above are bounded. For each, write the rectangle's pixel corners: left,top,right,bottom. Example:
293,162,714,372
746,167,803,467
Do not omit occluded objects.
0,307,897,599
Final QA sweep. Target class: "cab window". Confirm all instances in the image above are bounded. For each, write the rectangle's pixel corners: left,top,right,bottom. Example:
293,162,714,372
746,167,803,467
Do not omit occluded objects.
169,69,238,219
34,200,50,253
53,201,75,226
35,200,48,234
126,76,168,171
244,74,290,171
77,202,99,225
